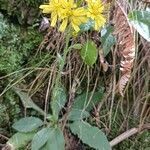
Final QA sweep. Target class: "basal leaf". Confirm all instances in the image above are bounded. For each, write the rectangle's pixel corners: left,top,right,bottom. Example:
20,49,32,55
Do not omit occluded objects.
68,109,90,121
46,128,65,150
31,128,51,150
7,132,35,149
128,10,150,41
40,145,48,150
12,117,43,132
40,144,49,150
72,89,104,112
80,40,98,66
70,121,111,150
13,87,46,116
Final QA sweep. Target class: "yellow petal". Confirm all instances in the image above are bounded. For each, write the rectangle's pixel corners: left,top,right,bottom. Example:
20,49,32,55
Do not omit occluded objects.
69,0,74,4
71,22,80,32
61,0,69,8
54,0,59,3
51,13,57,27
71,18,80,25
39,5,49,9
77,16,88,24
94,22,99,30
39,5,53,13
69,0,77,8
74,8,87,16
59,19,68,32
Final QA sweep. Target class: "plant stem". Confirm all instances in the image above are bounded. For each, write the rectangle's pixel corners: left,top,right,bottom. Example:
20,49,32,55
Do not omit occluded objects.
51,28,71,120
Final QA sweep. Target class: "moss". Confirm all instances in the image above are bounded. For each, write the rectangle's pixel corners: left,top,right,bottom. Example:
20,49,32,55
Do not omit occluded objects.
0,0,44,25
0,14,43,74
0,90,21,131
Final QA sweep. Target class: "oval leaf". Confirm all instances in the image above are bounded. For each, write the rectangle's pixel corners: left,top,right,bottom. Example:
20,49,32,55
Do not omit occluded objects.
128,10,150,41
31,128,51,150
70,121,111,150
68,109,90,121
72,89,104,112
80,40,98,66
7,132,35,149
46,128,65,150
40,145,49,150
12,117,43,132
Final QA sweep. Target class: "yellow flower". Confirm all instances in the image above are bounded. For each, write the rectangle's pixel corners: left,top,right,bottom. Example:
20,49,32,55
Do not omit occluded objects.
40,0,87,32
59,0,88,32
86,0,106,30
39,0,62,27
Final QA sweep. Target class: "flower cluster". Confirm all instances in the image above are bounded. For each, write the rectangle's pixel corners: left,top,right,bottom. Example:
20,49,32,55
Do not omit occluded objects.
40,0,106,32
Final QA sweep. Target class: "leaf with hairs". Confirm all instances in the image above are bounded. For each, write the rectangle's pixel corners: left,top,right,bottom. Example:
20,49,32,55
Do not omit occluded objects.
72,89,104,112
68,109,90,121
46,128,65,150
12,117,43,132
31,128,51,150
70,121,111,150
6,132,36,149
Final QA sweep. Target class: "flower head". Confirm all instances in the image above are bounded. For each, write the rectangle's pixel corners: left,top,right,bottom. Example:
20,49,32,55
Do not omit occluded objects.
40,0,87,32
59,3,88,32
40,0,62,27
39,0,107,32
86,0,106,30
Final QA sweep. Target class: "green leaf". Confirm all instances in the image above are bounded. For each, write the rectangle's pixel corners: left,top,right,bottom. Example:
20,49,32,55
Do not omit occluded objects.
69,44,82,50
51,86,67,120
80,19,94,31
101,26,116,57
40,144,49,150
68,109,90,121
72,89,104,112
57,53,65,70
70,121,111,150
12,87,46,116
46,128,65,150
128,10,150,41
12,117,43,132
40,145,48,150
80,40,98,66
7,132,35,149
31,128,51,150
